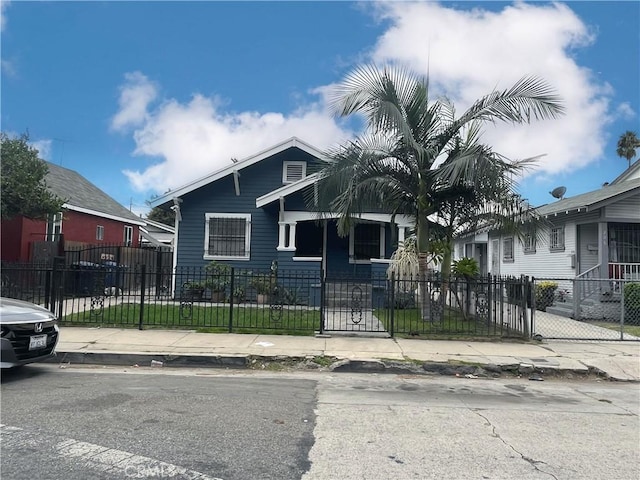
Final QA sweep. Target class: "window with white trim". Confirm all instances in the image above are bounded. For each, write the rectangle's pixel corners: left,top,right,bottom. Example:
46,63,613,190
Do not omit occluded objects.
46,212,62,241
524,233,536,254
349,223,384,263
550,226,565,251
503,237,514,262
204,213,251,260
96,225,104,241
124,226,133,246
282,161,306,183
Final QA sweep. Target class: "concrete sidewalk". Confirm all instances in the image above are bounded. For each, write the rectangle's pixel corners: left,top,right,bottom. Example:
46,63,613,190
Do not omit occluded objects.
53,327,640,382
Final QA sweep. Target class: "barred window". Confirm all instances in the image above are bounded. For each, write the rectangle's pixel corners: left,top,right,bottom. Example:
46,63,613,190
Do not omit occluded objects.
503,237,514,262
550,226,565,251
96,225,104,241
204,213,251,260
350,223,384,262
524,233,536,253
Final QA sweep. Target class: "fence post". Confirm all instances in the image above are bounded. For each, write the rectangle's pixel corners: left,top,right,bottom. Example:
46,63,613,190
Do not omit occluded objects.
530,276,536,336
389,272,395,338
572,277,579,320
620,280,625,341
50,257,64,315
319,267,325,335
138,264,146,330
523,276,530,338
229,267,235,333
487,273,492,328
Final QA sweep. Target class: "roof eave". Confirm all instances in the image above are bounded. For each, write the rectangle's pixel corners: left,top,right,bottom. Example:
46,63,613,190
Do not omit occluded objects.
149,137,329,207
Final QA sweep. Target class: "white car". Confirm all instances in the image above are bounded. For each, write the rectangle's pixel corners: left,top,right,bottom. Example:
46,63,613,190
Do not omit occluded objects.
0,297,59,368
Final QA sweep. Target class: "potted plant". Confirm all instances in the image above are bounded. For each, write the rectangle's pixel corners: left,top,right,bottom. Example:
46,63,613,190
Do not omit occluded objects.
184,280,206,301
534,281,558,311
204,261,231,302
231,285,246,304
250,273,276,304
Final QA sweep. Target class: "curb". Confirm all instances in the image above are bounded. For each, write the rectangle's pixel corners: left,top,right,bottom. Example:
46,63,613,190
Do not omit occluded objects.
50,351,249,368
45,350,629,381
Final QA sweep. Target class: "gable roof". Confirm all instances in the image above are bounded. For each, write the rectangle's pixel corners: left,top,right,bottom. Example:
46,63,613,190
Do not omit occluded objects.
535,177,640,217
140,218,175,246
148,137,329,207
610,159,640,185
45,162,144,225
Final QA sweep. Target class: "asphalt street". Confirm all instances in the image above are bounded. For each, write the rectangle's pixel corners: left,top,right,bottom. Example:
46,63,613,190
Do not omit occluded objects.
1,366,316,480
1,365,639,480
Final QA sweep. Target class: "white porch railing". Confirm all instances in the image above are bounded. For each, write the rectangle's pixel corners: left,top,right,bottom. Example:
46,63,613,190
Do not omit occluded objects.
573,264,601,318
573,263,640,318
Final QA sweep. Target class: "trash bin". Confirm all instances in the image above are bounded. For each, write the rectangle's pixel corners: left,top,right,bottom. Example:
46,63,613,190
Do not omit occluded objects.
102,261,127,294
68,261,104,296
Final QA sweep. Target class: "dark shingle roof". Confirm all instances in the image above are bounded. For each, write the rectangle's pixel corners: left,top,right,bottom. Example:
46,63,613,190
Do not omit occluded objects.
535,177,640,216
45,162,142,223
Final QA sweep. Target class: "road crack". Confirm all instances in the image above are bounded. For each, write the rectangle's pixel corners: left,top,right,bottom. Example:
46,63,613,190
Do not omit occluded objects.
471,409,560,480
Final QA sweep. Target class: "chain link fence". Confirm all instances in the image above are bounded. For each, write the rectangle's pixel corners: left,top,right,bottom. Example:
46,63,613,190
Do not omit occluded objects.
532,277,640,341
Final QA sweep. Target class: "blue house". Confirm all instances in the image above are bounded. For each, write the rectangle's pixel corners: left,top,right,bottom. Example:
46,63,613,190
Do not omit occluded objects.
149,137,413,285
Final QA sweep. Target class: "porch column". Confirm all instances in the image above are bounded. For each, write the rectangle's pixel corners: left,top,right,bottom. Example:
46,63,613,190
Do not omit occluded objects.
278,222,287,250
598,222,608,277
288,222,296,249
277,222,296,251
398,226,406,244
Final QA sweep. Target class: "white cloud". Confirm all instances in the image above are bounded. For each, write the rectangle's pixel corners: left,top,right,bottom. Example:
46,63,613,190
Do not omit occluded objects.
368,1,611,176
31,138,52,161
615,102,636,121
116,1,624,194
1,58,16,77
0,1,10,31
110,72,158,132
120,86,351,193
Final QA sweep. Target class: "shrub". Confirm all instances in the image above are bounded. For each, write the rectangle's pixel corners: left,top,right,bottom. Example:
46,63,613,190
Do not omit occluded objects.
624,282,640,325
535,281,558,311
204,261,231,292
452,257,479,279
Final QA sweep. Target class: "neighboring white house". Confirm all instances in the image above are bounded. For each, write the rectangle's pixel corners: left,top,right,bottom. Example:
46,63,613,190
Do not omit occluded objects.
139,218,175,248
454,161,640,318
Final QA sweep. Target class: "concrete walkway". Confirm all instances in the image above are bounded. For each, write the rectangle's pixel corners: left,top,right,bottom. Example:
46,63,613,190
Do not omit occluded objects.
323,309,389,336
534,310,640,340
52,327,640,382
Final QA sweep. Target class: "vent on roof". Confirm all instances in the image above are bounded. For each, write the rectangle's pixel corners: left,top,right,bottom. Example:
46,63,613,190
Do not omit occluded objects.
283,161,306,183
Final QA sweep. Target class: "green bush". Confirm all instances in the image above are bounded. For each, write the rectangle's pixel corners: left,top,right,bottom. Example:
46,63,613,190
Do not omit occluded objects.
452,257,479,279
624,282,640,325
535,281,558,311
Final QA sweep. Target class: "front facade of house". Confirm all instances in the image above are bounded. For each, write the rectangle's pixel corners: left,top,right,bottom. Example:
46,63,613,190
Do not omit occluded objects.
454,163,640,318
150,138,413,281
1,162,144,263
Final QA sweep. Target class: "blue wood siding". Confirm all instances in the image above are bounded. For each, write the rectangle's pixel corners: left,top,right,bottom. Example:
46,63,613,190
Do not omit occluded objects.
177,147,320,270
175,145,400,278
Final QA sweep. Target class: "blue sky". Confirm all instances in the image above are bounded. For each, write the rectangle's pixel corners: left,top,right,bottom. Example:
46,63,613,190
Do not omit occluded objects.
2,1,638,216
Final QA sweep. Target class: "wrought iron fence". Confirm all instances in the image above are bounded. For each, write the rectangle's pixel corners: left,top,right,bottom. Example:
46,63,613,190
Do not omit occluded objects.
1,262,533,338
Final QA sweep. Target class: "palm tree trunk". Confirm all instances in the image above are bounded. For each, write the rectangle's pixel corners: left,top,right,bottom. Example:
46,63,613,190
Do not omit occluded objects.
416,210,433,322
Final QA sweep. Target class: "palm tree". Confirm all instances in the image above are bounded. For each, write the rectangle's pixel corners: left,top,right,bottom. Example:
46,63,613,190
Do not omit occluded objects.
315,64,564,320
616,131,640,168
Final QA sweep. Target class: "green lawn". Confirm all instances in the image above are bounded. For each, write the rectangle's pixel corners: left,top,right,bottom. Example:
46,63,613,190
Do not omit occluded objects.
61,303,320,336
588,321,640,337
376,308,522,338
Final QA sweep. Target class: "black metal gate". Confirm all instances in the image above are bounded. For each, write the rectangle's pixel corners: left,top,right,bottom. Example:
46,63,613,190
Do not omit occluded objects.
321,275,389,335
